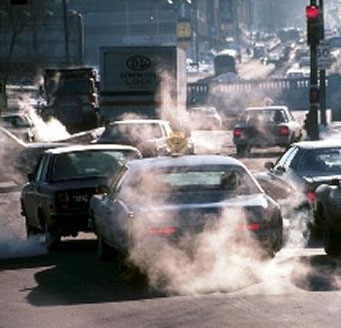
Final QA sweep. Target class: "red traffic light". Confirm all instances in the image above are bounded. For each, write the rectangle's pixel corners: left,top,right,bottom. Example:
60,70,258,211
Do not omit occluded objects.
306,5,319,19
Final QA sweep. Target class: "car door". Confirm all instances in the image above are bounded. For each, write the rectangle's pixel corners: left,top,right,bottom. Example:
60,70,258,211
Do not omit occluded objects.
23,154,50,228
98,167,129,248
262,146,300,199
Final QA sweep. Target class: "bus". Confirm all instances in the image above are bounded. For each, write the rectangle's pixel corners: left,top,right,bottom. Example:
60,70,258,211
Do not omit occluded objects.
213,50,238,76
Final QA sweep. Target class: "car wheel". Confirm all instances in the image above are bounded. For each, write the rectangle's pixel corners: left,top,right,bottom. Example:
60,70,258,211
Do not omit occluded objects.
273,214,283,253
97,234,113,260
324,222,341,256
236,145,250,156
25,221,37,238
43,222,61,250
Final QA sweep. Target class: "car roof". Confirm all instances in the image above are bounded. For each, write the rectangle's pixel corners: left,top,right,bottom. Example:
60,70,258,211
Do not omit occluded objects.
245,106,288,111
46,144,141,155
110,119,169,126
293,139,341,150
127,155,246,171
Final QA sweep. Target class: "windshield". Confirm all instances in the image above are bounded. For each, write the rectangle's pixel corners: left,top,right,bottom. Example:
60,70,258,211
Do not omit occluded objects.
103,123,164,141
51,150,137,182
298,148,341,173
1,115,31,128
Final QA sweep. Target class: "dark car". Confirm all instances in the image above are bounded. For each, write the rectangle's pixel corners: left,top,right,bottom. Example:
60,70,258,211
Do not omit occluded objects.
233,106,302,155
255,140,341,232
20,144,142,248
315,180,341,256
90,155,283,263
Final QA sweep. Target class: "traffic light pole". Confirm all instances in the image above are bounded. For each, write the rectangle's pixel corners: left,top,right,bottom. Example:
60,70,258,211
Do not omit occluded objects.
310,44,319,140
319,0,327,126
308,0,320,140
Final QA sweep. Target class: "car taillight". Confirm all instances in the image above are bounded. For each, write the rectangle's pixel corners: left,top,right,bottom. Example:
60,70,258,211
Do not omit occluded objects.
234,128,243,138
57,191,69,209
279,126,290,136
307,190,316,204
89,93,97,105
235,223,261,231
148,226,178,236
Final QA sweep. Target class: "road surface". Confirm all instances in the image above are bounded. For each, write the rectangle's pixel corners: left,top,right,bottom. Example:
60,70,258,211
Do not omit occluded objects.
0,128,340,328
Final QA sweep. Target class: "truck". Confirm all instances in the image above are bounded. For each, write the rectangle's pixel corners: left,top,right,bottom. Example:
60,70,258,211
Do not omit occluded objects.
99,46,187,125
41,67,99,133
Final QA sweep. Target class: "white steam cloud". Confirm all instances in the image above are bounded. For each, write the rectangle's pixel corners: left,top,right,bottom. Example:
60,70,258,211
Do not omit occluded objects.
0,231,47,260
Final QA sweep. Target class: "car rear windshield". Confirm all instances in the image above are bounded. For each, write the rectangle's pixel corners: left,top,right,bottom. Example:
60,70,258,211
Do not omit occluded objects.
298,148,341,173
126,166,260,195
241,110,288,124
51,150,137,181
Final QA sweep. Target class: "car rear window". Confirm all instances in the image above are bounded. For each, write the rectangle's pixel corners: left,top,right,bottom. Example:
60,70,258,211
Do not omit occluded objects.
125,166,260,196
51,150,137,181
297,148,341,173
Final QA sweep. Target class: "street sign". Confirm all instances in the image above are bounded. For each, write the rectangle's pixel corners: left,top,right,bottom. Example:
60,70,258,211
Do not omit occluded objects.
317,41,332,69
176,19,192,47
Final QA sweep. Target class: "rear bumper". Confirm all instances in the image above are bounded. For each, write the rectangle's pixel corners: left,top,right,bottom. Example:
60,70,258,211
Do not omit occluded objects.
233,135,291,147
51,212,91,236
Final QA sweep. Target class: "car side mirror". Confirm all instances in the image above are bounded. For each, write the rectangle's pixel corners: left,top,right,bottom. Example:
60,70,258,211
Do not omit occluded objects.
264,161,274,171
329,178,340,186
275,166,286,174
27,173,35,181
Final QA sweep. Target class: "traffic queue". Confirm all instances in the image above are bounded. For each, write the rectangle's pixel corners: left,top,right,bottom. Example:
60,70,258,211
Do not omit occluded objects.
2,101,341,263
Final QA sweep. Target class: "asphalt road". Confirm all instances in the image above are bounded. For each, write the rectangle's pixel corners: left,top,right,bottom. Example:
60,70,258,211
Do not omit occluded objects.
0,128,340,328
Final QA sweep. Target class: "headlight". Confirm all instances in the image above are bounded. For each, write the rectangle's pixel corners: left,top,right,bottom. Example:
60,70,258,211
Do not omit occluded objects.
57,191,69,202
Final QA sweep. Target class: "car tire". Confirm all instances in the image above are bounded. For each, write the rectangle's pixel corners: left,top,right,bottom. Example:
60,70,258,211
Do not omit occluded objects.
25,221,37,238
324,222,341,256
97,235,113,260
43,222,61,250
273,214,283,253
236,145,250,156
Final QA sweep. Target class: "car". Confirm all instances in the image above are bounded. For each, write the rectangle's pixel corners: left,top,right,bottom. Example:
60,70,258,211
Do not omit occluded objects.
298,56,310,69
20,144,142,248
0,113,36,142
255,140,341,233
96,119,194,156
232,106,302,155
315,180,341,256
90,155,283,263
189,106,223,130
285,67,310,79
264,52,283,66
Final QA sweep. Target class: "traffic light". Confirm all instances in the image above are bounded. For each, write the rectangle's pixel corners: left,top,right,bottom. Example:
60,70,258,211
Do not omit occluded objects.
306,5,320,45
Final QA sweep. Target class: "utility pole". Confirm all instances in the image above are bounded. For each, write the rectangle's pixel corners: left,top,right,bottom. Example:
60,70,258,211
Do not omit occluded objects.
306,1,320,140
319,0,327,126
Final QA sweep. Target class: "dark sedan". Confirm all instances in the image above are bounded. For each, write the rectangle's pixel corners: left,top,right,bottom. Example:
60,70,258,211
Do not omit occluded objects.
255,140,341,232
233,106,302,155
20,144,142,248
90,155,283,263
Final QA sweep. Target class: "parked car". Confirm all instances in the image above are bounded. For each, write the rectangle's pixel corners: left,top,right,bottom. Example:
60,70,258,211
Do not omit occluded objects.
255,140,341,233
315,180,341,256
189,106,223,130
0,113,36,142
90,155,283,262
96,119,194,156
20,144,142,248
232,106,302,155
